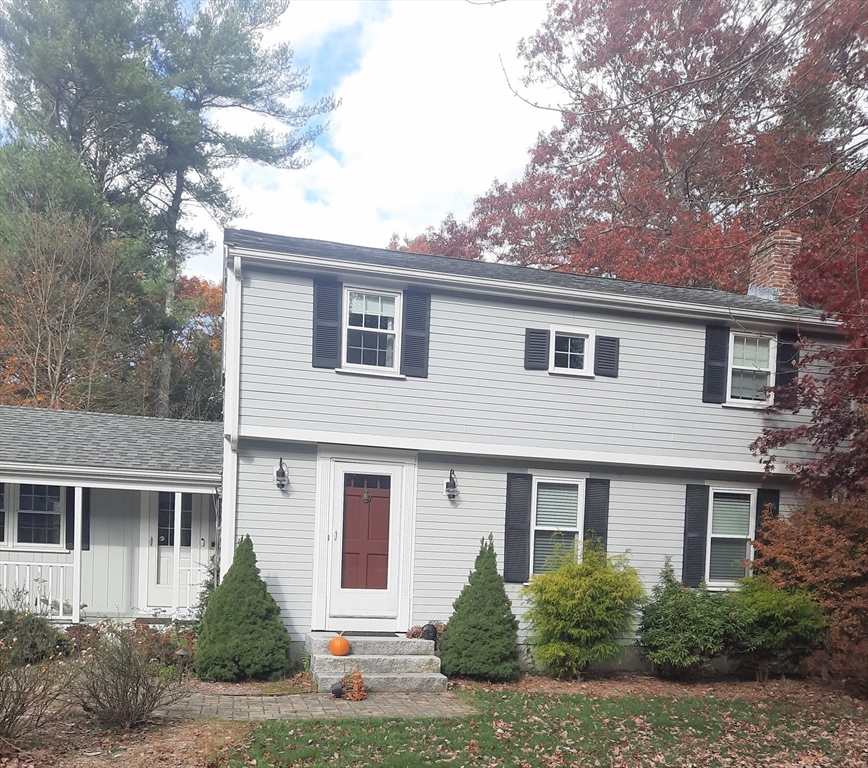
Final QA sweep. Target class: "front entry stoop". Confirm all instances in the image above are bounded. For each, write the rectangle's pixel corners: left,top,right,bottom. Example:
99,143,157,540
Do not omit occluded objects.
306,632,447,693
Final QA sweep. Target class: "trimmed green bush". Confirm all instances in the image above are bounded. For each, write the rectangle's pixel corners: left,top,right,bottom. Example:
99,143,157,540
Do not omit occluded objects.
731,577,827,682
194,536,291,681
440,535,519,681
521,540,644,679
637,558,741,678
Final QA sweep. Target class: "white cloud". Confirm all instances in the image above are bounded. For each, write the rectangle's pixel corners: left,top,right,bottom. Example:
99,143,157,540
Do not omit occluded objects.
186,0,557,283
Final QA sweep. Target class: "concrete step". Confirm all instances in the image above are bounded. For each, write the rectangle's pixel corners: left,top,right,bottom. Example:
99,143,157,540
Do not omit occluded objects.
314,672,448,693
312,653,441,676
306,632,434,656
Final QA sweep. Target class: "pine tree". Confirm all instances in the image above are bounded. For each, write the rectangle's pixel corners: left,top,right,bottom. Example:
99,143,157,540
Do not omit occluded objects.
194,536,290,681
440,535,519,681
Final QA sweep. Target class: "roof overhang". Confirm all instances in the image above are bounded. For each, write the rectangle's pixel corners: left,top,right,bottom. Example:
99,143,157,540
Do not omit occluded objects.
226,245,834,333
0,462,221,494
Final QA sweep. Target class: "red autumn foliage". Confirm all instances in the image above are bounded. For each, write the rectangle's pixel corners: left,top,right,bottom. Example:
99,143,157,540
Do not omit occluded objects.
403,0,868,292
754,495,868,695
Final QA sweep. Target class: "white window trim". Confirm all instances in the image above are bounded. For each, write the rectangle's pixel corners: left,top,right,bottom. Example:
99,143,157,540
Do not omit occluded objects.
705,486,757,588
530,475,586,575
5,482,68,551
548,325,595,378
341,285,403,374
726,332,776,407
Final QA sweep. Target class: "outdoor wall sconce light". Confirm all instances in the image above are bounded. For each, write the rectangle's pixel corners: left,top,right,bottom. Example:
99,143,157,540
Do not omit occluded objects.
444,469,459,500
275,457,288,490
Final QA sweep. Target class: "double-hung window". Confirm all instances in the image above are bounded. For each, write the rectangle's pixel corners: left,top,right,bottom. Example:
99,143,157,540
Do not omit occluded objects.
728,334,775,405
549,327,595,377
532,479,584,573
343,289,401,373
17,484,62,546
707,489,756,586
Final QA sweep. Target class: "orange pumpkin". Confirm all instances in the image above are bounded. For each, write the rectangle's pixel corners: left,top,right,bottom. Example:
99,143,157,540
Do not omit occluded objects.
329,633,350,656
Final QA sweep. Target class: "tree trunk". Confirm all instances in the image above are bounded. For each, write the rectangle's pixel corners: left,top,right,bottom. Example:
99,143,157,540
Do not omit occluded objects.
155,169,186,419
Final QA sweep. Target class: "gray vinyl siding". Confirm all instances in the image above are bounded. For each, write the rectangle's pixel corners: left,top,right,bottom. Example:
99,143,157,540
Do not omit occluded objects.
234,443,318,642
230,446,800,638
236,270,809,468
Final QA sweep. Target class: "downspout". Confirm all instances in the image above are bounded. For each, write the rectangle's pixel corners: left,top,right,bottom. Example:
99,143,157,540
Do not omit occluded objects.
219,248,243,580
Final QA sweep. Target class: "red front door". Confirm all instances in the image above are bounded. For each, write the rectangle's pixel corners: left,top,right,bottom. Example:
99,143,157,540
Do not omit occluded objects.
341,474,391,590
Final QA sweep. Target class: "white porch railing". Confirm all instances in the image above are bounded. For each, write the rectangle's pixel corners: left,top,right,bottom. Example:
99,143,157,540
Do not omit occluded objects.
0,561,76,619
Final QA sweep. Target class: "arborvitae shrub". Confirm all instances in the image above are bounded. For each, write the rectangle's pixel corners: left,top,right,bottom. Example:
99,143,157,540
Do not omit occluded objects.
637,558,740,679
439,535,519,681
194,536,291,681
731,577,826,682
522,540,645,679
754,495,868,693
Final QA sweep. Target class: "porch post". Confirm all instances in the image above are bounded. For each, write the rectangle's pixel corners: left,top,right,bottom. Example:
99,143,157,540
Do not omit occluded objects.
172,491,182,611
72,486,82,624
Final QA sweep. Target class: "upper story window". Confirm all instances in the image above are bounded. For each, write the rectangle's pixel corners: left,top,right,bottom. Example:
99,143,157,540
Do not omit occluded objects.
18,484,62,546
532,479,584,573
707,489,756,586
344,289,401,372
548,327,596,377
729,334,775,404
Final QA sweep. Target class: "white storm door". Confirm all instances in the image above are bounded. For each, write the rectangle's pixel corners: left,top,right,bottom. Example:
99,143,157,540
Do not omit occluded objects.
146,491,194,608
328,463,402,620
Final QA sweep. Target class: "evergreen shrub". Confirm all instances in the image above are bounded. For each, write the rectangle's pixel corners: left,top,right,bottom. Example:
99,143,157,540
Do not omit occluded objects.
522,540,644,679
439,535,519,681
0,609,68,665
194,536,291,681
637,558,740,678
731,576,826,682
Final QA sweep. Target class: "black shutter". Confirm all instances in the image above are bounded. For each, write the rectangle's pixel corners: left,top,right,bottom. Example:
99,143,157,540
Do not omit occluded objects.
584,478,610,549
504,473,532,583
774,330,799,409
400,290,431,378
65,487,90,551
682,484,709,587
312,279,342,368
755,489,780,542
702,325,729,403
594,337,620,378
524,329,550,370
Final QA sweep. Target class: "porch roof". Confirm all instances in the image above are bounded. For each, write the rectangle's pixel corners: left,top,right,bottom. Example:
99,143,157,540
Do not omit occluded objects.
0,406,223,491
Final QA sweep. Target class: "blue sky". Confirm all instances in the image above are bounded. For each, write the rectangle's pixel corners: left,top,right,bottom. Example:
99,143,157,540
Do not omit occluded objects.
186,0,557,283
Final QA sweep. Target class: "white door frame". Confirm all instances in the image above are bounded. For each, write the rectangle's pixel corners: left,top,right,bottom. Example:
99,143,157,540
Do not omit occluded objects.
311,446,417,632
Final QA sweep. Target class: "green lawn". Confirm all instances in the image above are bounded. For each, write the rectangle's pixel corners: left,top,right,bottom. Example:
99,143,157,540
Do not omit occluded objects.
226,687,868,767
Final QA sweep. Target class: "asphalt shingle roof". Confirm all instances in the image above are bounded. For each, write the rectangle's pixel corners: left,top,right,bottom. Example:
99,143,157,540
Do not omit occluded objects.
0,406,223,477
225,229,826,323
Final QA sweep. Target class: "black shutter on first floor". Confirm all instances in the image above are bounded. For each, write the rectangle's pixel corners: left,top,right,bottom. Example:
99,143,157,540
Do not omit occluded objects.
702,325,729,403
65,487,91,551
524,329,550,370
682,484,709,587
774,330,799,409
594,337,620,378
400,290,431,378
504,473,532,583
755,488,780,543
312,279,342,368
583,478,610,549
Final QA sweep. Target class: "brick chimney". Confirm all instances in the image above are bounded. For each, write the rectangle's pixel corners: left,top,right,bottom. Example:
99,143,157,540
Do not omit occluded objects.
747,229,801,305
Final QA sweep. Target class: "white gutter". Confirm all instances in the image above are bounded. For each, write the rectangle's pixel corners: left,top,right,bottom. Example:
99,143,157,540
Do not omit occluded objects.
226,246,833,332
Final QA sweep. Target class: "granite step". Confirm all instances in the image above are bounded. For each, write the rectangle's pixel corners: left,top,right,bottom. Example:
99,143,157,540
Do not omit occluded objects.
306,632,434,656
312,653,442,676
313,672,448,694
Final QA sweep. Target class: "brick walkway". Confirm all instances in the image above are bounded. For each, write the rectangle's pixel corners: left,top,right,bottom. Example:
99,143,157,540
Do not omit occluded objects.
158,691,476,721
